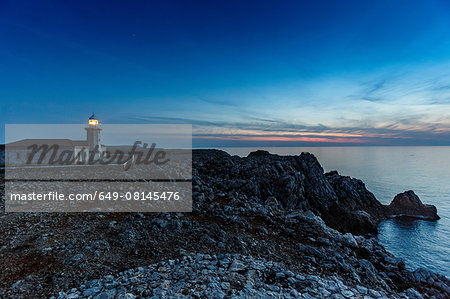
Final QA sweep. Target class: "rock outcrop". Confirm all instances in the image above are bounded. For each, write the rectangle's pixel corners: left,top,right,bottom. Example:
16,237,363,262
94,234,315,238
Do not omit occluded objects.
193,150,386,235
325,170,387,235
386,190,440,221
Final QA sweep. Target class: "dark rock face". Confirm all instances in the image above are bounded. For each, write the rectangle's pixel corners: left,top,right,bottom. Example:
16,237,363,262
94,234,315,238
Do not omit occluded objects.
325,171,387,235
194,150,339,213
247,150,272,157
386,190,440,221
193,150,384,235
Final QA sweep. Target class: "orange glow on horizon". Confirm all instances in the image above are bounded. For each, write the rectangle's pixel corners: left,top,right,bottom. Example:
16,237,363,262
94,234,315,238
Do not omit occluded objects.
195,135,367,143
194,129,424,140
238,136,366,143
236,131,366,138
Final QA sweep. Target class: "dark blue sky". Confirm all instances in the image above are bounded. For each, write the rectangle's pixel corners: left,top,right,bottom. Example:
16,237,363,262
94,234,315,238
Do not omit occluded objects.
1,0,450,146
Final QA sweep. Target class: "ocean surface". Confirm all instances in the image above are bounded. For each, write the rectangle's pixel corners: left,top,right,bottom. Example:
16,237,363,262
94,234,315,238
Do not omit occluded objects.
220,146,450,277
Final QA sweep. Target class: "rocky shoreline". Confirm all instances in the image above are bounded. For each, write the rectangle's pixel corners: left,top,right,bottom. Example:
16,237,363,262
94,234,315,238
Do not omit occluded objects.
0,149,448,298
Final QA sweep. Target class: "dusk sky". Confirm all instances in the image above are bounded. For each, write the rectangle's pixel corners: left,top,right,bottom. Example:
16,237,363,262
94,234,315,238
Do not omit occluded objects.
1,0,450,146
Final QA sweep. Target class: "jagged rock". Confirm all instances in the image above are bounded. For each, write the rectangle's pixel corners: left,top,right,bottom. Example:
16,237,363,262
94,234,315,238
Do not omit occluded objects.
194,150,384,235
386,190,440,220
340,233,358,248
247,150,272,157
403,288,423,299
325,171,386,235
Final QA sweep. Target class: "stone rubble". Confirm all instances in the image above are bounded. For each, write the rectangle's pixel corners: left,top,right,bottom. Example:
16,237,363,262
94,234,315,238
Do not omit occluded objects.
56,254,423,299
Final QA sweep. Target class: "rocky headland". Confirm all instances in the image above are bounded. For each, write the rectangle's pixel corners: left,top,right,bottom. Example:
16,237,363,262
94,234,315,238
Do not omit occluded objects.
0,149,448,298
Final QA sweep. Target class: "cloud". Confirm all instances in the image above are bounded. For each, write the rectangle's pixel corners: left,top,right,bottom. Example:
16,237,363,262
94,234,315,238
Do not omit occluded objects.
195,96,239,107
129,111,450,146
123,61,450,147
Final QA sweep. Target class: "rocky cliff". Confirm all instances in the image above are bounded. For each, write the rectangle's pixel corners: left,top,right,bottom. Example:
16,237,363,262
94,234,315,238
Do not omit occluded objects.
0,149,448,298
193,150,388,235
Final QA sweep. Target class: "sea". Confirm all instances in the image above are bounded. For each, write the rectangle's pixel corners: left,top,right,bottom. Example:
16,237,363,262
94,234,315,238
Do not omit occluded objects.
220,146,450,278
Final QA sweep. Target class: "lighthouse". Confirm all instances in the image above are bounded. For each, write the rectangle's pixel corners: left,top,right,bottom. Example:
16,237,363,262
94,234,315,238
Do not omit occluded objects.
85,113,102,158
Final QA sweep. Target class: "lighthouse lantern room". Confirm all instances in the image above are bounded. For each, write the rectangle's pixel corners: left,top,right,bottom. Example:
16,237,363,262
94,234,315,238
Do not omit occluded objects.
85,113,102,157
88,113,99,127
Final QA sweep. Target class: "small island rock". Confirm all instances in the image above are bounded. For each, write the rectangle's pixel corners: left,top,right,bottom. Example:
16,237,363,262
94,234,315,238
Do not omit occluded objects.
386,190,440,221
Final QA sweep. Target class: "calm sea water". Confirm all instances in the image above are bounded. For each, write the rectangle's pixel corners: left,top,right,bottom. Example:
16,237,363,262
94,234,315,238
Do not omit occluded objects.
220,146,450,277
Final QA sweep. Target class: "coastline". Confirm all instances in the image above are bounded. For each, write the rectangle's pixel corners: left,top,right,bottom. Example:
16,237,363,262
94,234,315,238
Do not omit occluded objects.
0,149,448,298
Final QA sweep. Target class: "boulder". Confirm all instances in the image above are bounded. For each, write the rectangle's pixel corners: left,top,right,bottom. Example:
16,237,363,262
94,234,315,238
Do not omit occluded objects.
386,191,439,221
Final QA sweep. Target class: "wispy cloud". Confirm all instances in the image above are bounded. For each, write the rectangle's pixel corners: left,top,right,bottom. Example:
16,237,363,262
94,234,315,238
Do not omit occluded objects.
117,61,450,147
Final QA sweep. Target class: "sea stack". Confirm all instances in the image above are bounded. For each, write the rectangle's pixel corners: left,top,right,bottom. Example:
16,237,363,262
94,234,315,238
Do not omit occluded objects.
386,190,440,221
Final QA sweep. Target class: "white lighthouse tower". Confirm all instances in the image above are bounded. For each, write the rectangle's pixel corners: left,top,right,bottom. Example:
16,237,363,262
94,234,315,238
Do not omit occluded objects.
85,113,102,158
